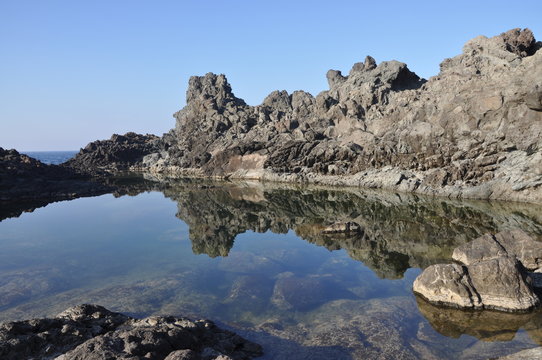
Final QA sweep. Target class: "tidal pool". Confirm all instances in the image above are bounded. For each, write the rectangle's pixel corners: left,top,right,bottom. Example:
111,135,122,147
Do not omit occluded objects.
1,178,542,359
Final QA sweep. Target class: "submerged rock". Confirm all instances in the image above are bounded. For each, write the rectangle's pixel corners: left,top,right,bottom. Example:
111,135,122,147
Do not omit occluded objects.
497,347,542,359
0,304,262,360
414,230,541,312
270,274,352,311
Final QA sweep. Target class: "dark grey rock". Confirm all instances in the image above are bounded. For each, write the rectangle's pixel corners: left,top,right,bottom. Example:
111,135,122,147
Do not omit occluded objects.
65,132,161,175
0,147,111,216
0,304,262,360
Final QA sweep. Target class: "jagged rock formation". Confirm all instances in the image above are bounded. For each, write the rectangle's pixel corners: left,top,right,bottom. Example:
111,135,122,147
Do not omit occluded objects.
66,132,161,175
0,147,110,217
413,230,542,312
125,28,541,203
0,304,262,360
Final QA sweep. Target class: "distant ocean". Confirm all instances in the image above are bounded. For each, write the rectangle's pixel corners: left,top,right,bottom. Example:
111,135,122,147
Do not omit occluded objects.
22,151,78,165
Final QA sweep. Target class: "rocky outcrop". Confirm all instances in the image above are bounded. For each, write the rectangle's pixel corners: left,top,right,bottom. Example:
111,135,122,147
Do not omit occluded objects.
124,28,542,203
66,132,161,175
0,304,262,360
413,230,542,312
0,147,110,217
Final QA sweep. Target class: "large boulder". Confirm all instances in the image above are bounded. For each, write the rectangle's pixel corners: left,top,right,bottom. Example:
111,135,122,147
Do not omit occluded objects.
467,256,539,311
414,230,541,312
412,263,481,309
453,229,542,271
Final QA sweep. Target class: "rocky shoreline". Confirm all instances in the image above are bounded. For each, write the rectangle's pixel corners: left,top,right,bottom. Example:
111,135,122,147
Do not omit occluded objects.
0,304,262,360
2,29,541,206
0,147,113,220
61,28,542,204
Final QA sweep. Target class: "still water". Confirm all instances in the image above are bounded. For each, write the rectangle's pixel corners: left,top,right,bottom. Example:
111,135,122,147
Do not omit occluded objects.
1,178,542,359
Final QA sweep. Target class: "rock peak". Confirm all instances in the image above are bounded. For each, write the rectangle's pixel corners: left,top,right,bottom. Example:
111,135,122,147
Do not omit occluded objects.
498,28,538,57
461,27,539,62
186,72,246,107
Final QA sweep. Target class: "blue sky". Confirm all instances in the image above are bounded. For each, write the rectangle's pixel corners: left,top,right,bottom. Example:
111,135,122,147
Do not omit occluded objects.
1,1,541,150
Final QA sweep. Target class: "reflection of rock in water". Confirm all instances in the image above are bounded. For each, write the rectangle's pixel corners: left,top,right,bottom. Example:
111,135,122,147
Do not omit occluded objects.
415,295,540,342
162,181,542,279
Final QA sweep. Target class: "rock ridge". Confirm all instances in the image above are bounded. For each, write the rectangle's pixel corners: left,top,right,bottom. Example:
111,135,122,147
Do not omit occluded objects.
68,28,542,203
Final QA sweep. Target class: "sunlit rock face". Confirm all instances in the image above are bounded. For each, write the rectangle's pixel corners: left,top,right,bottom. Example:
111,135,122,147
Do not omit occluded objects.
136,28,542,203
0,304,262,360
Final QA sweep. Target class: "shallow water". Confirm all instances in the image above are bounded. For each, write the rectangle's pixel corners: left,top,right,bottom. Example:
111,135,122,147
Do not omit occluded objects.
1,178,542,359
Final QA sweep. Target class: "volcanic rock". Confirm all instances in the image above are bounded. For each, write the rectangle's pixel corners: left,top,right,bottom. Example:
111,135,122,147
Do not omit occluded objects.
120,28,542,204
0,304,262,360
0,147,110,213
66,132,161,175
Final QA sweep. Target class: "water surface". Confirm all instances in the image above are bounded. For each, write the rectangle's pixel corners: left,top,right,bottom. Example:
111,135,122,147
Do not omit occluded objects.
21,150,77,164
1,178,542,359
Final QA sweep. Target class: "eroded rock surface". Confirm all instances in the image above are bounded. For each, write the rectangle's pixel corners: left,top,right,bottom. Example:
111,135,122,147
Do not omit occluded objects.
0,304,262,360
125,28,542,203
414,230,542,312
453,229,542,271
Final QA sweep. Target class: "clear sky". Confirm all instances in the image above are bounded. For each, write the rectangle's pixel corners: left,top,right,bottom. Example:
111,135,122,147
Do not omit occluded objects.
1,0,541,150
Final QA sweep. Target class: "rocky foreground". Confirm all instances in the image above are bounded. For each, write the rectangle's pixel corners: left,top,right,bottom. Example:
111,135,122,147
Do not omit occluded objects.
0,304,262,360
414,229,542,312
67,28,542,203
